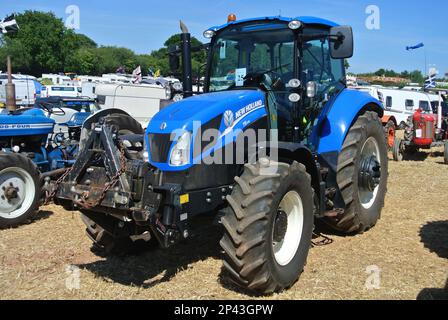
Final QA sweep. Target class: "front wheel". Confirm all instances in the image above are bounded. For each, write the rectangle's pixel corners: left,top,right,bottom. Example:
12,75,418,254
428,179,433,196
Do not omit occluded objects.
0,153,40,228
220,159,314,294
80,212,157,256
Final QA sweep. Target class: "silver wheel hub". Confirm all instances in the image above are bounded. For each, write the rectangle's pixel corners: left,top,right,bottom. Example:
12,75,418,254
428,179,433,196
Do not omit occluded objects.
272,190,304,266
0,167,35,219
358,137,381,209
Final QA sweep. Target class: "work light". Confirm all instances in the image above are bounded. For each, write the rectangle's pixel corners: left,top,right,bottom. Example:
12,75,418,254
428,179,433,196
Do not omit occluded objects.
288,20,302,30
203,30,215,39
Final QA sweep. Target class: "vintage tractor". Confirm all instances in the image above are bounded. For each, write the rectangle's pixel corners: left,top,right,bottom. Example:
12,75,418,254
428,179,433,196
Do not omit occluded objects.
45,15,388,294
0,104,91,228
392,91,448,163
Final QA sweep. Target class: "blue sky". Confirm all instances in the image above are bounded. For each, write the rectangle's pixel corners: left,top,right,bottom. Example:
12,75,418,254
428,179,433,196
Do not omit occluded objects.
1,0,447,75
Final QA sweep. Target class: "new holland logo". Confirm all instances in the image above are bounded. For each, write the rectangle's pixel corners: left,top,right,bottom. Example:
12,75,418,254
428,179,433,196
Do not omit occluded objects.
223,110,234,127
160,122,167,130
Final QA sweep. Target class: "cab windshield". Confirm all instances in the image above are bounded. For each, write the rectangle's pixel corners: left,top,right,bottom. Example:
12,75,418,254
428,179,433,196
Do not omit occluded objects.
208,22,295,92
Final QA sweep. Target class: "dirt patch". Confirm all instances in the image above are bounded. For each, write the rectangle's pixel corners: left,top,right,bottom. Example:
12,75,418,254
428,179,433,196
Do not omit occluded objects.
0,150,447,300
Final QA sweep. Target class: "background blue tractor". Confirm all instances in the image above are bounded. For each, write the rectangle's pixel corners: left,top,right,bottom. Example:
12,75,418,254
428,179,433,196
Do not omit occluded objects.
0,103,91,228
46,15,387,294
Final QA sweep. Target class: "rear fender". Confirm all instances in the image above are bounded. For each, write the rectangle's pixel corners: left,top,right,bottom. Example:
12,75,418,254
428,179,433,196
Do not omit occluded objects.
381,115,397,127
315,89,384,154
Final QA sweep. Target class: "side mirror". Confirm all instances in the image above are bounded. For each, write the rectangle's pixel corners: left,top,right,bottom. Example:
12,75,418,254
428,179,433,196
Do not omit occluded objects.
329,26,354,59
168,45,180,71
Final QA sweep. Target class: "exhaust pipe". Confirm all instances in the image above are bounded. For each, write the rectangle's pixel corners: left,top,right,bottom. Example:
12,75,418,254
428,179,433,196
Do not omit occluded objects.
6,56,17,112
180,20,193,97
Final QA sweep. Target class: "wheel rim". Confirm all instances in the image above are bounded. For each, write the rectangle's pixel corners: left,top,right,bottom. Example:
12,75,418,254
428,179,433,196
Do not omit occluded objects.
0,167,36,219
272,190,304,266
358,137,381,209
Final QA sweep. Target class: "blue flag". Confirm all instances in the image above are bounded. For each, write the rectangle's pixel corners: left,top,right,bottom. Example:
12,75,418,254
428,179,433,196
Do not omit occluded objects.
406,43,424,51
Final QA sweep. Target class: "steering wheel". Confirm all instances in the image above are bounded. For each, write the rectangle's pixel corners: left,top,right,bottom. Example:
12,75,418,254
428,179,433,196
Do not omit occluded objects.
38,102,66,116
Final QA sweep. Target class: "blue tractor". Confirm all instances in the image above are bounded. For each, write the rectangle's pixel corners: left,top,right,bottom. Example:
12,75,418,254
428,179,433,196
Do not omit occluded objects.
0,104,90,228
46,16,387,294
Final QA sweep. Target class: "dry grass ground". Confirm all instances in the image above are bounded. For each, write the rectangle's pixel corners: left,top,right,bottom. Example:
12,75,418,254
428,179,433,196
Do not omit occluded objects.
0,149,447,300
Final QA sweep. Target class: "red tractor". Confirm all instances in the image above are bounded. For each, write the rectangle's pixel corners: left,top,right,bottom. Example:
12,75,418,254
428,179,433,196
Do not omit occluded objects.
393,91,448,163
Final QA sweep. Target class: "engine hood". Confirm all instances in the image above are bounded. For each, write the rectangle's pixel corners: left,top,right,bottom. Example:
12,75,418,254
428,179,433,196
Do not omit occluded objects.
145,89,268,171
147,90,266,133
0,108,55,137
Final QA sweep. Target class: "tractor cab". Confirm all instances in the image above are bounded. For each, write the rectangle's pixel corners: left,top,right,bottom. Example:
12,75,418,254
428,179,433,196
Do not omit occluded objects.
204,17,352,143
168,16,353,147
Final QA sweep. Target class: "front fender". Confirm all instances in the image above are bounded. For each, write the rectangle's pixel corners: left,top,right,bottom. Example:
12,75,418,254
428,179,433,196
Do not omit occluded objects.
315,89,383,154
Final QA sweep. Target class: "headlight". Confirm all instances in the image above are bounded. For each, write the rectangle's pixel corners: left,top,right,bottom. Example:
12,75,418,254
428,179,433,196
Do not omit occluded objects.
169,131,191,166
165,85,172,99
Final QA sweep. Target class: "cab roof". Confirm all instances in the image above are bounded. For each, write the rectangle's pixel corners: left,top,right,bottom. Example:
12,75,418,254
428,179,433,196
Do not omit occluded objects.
207,16,339,32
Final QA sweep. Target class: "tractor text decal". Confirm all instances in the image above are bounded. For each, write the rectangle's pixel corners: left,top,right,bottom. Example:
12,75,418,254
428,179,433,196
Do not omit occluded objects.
235,99,263,119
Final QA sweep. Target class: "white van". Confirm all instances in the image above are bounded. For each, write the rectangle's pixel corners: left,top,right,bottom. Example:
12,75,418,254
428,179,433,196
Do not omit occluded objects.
41,85,81,98
0,74,37,106
355,86,433,128
95,83,171,128
41,73,72,85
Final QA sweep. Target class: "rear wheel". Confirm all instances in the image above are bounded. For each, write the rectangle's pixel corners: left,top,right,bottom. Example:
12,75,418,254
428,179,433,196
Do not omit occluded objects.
0,153,40,228
384,120,395,150
444,141,448,165
102,113,143,135
327,111,388,234
220,159,314,294
392,138,404,161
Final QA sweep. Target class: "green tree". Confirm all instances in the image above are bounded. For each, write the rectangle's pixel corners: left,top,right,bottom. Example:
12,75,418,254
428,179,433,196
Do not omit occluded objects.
344,59,350,70
148,33,206,76
409,70,424,84
65,47,99,75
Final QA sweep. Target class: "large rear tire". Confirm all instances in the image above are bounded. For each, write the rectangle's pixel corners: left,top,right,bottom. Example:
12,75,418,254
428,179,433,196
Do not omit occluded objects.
392,138,404,161
220,159,314,294
0,153,40,228
102,113,143,135
327,111,388,234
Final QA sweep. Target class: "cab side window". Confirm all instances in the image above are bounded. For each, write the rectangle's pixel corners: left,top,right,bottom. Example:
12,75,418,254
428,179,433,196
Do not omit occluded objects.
301,29,344,95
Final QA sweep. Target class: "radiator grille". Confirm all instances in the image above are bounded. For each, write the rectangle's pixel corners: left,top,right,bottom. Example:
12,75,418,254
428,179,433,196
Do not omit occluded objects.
148,133,173,163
